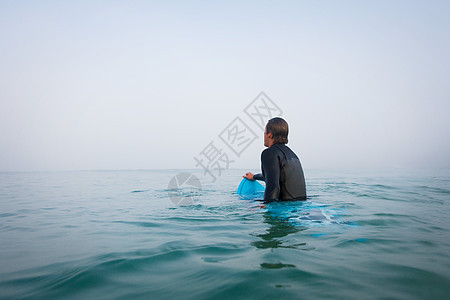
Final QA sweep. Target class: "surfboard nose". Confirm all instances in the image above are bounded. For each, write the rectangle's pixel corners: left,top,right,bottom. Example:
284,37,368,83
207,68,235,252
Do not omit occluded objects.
237,178,265,199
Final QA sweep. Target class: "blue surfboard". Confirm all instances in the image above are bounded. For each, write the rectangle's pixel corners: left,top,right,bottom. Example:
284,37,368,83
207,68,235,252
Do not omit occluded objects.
237,178,265,199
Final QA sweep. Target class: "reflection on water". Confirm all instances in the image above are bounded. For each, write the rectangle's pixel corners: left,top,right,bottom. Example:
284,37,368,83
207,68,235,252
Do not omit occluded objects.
260,262,296,269
251,211,306,249
251,200,347,252
252,204,316,270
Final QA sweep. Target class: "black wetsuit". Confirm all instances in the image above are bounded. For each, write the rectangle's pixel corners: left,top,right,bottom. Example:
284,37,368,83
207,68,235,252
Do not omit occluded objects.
253,143,306,201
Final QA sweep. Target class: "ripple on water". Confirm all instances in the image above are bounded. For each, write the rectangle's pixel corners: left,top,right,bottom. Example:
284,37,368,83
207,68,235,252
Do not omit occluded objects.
1,169,449,299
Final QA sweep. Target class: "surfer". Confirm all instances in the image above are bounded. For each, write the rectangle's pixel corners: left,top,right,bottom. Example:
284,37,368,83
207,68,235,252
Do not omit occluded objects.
243,117,307,201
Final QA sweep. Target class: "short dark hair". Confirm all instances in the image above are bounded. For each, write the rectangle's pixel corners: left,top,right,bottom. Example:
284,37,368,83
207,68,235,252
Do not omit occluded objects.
266,117,289,144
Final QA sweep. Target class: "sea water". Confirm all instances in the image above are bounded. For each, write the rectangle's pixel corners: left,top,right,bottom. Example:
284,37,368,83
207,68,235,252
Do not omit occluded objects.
0,168,449,299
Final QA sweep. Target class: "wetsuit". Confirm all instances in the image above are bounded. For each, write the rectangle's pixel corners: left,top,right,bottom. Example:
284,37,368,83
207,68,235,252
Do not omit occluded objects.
253,143,306,201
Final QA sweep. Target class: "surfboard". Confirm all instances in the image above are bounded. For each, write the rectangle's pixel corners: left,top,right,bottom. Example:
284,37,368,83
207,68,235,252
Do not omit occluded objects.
237,178,265,199
266,201,359,229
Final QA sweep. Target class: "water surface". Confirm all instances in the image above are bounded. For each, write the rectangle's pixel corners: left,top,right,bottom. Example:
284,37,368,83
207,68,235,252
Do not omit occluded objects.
0,169,449,299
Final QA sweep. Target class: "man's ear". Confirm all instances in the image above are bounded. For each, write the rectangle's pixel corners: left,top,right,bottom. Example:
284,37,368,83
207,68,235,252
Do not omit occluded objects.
267,132,273,139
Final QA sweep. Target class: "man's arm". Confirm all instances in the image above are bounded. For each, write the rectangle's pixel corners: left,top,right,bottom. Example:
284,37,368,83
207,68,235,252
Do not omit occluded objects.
261,149,280,201
243,172,262,180
253,173,264,181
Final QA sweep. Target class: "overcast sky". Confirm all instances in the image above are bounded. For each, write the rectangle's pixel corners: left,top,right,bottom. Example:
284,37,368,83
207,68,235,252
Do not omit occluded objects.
1,0,449,172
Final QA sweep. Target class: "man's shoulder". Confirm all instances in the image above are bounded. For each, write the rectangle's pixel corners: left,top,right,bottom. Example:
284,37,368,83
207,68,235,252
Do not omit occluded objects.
262,144,298,158
262,146,276,154
261,144,282,157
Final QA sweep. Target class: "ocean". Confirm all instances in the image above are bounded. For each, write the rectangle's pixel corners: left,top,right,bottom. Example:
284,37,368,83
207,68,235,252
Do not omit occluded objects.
0,168,449,299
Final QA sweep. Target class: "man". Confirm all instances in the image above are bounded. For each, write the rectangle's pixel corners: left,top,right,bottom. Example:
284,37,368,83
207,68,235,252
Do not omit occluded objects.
243,117,307,201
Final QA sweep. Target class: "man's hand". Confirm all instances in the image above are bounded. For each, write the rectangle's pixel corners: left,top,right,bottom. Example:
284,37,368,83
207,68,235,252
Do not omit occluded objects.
243,172,255,180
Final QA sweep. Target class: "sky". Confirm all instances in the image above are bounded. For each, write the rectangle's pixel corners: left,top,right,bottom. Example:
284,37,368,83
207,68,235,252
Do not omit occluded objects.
0,0,449,172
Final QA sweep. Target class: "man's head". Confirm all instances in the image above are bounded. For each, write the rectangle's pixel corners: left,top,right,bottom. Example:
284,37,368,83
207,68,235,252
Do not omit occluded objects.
264,117,289,147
